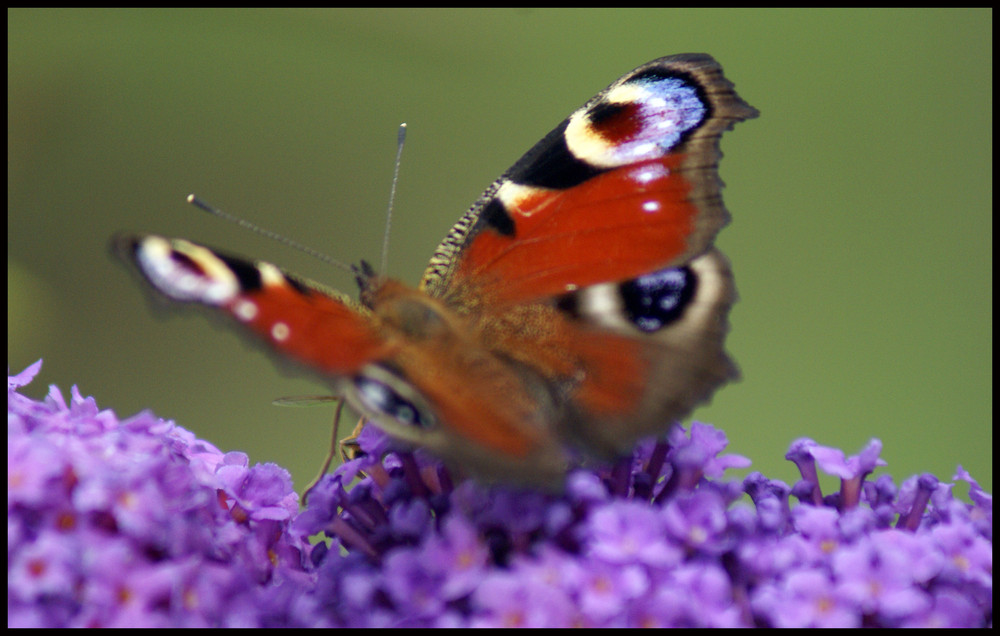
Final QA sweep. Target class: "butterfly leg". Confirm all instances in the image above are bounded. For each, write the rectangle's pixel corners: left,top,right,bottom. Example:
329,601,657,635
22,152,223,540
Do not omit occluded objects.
302,398,347,506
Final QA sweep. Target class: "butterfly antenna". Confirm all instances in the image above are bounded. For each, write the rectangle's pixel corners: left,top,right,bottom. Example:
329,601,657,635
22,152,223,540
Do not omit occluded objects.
186,194,354,275
379,123,407,276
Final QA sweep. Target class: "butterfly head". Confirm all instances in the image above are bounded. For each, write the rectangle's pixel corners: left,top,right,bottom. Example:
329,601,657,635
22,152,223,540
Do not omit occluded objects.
352,259,381,308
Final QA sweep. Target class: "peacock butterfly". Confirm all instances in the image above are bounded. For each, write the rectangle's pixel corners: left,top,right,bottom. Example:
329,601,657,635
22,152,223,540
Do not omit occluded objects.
115,54,757,488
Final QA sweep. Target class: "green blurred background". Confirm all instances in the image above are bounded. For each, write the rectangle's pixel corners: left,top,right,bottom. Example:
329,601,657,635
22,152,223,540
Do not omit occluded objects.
9,9,991,496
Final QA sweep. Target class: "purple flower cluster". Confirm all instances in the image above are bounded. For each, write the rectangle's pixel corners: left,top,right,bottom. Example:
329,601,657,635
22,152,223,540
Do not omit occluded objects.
8,361,992,627
8,361,311,627
293,427,991,627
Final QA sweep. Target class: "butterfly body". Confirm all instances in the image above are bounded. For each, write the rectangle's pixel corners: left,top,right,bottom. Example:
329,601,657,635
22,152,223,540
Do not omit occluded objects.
117,54,757,488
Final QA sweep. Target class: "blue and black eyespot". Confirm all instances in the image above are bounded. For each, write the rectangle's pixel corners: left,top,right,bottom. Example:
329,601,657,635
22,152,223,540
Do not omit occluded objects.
619,266,697,333
353,375,424,428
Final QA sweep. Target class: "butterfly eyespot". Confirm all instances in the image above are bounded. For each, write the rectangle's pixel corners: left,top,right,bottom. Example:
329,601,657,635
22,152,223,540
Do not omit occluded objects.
133,236,241,305
353,375,425,428
569,72,707,170
619,266,696,333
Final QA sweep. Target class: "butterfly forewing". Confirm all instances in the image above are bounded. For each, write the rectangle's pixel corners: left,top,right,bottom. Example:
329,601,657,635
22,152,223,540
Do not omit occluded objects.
116,235,388,376
421,54,757,304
